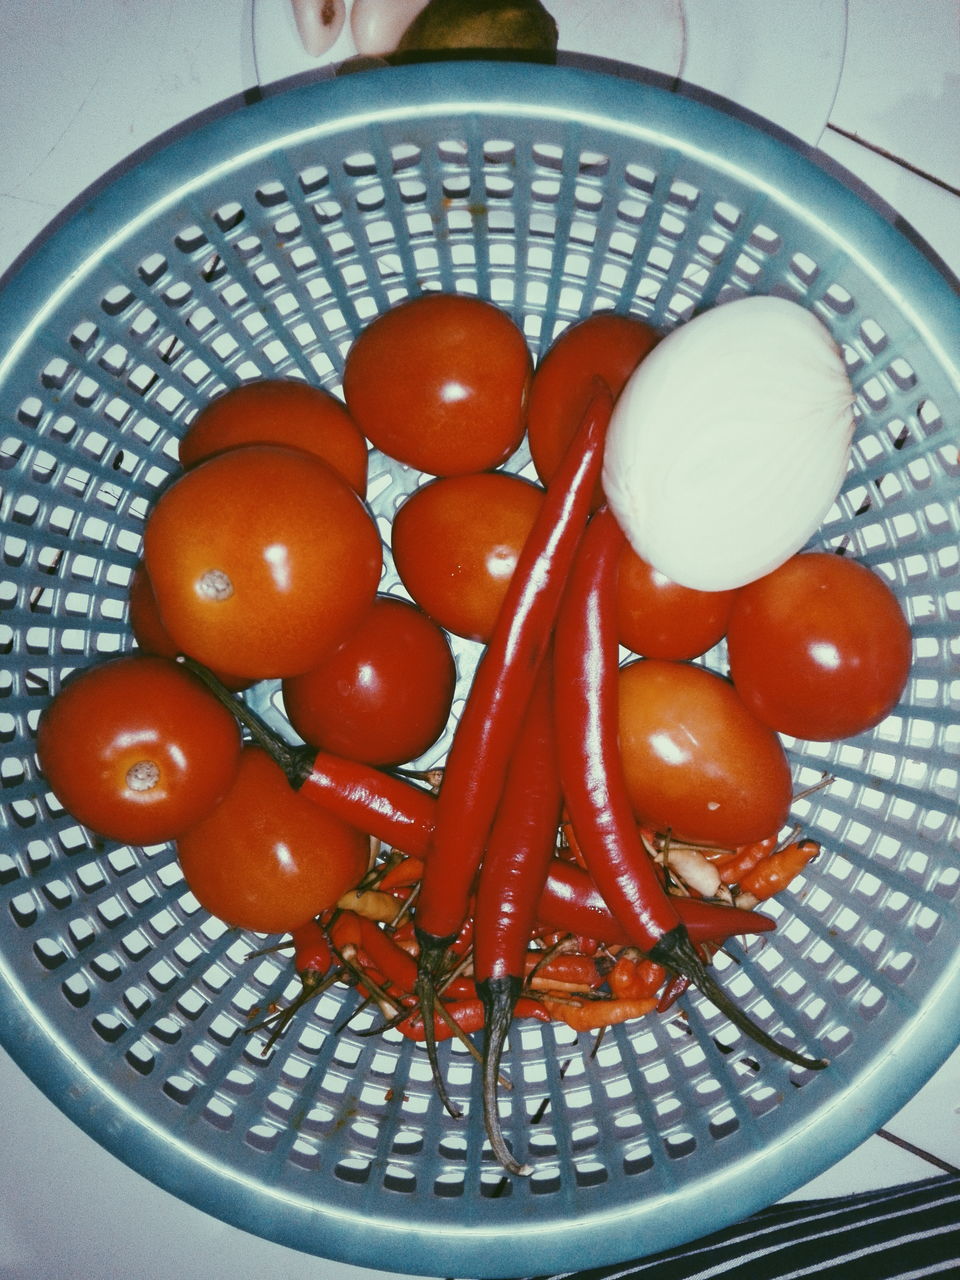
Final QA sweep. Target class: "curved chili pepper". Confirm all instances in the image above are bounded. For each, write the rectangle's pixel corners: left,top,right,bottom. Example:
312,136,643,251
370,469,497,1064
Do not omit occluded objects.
715,835,779,887
414,381,614,1100
739,840,821,901
473,657,563,1176
553,507,826,1072
542,995,658,1033
539,859,778,946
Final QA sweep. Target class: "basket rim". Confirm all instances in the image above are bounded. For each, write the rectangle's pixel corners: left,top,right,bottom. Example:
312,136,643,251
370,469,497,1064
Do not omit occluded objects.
2,60,960,1278
1,61,958,380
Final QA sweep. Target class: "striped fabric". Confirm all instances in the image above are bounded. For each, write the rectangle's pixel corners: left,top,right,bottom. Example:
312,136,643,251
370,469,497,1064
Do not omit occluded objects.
526,1175,960,1280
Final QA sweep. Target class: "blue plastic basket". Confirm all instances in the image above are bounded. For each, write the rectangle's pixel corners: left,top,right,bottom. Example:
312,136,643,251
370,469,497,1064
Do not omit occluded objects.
1,61,958,1278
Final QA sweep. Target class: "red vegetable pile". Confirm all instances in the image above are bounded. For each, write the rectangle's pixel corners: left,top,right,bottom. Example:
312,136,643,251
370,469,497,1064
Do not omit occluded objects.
35,294,913,1176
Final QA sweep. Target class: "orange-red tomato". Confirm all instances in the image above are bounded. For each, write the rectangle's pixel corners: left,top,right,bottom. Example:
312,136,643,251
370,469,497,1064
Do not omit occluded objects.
527,312,659,507
391,471,545,641
282,594,456,766
143,444,382,679
176,745,368,934
342,293,532,476
128,562,254,692
36,655,242,845
617,659,793,847
727,552,913,740
178,380,369,496
617,544,736,659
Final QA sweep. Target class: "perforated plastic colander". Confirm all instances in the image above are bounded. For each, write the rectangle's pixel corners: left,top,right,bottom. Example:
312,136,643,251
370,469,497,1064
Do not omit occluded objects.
1,61,958,1279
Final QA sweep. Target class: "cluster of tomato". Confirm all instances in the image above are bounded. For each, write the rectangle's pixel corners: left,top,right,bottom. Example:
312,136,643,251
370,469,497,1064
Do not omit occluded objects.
36,293,912,1089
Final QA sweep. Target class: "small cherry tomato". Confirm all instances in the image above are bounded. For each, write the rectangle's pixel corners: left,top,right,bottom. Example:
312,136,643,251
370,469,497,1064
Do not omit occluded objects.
727,551,913,740
527,312,659,507
391,470,545,641
128,562,254,692
176,744,368,934
342,293,532,476
178,379,368,497
36,655,242,845
618,658,793,847
617,544,736,659
143,444,382,679
282,594,456,766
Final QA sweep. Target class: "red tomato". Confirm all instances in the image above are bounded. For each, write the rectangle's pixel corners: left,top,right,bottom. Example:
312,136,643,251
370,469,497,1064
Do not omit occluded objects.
143,444,382,679
36,655,242,845
617,544,736,659
727,551,913,740
391,471,545,642
342,293,532,476
176,744,368,934
282,594,456,766
128,562,254,692
618,659,793,847
527,312,659,507
178,380,369,496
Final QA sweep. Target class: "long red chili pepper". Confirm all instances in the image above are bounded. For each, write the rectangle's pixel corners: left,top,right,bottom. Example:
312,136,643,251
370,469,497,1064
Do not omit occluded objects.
413,381,614,1095
539,859,777,946
553,507,826,1071
473,656,562,1176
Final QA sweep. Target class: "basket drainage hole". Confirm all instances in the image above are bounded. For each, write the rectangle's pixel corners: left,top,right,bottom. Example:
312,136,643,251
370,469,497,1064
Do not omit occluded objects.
334,1158,371,1185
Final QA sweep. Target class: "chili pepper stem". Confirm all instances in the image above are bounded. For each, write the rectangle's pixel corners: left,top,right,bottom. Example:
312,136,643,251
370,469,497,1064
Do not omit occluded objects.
415,928,461,1118
650,926,828,1071
478,976,531,1177
179,656,312,783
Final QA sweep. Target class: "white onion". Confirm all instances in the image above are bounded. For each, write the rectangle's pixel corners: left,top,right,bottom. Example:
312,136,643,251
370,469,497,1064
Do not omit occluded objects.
601,296,855,592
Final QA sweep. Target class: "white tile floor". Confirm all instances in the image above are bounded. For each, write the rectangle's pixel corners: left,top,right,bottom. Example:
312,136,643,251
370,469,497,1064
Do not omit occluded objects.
1,2,957,1276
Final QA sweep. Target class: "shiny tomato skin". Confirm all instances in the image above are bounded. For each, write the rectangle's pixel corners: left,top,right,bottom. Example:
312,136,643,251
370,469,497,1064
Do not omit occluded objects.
727,552,913,741
391,470,545,642
618,659,793,847
36,655,242,845
143,444,382,680
342,294,532,476
282,594,456,766
528,312,659,507
617,544,736,659
176,745,368,934
178,380,369,496
128,562,254,692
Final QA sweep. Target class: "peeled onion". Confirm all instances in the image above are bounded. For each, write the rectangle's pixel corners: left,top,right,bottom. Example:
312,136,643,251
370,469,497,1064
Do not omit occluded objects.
601,296,856,592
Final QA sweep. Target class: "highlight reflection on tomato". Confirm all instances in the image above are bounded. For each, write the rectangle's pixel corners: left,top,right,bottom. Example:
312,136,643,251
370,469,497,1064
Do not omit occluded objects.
617,658,793,847
176,745,368,934
617,544,736,659
342,293,532,476
391,471,545,642
727,551,912,740
143,444,382,680
36,655,242,846
282,594,456,766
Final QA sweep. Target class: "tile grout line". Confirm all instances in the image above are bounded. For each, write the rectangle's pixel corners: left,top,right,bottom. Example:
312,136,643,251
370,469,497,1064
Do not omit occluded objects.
876,1127,960,1176
825,122,960,198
